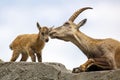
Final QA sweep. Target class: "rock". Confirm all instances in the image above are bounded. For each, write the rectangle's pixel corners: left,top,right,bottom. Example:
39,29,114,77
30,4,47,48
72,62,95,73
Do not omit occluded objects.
60,70,120,80
0,62,69,80
0,59,4,62
0,62,120,80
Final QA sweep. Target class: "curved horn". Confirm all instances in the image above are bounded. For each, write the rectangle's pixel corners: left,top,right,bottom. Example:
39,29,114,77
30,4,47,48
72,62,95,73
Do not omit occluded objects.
69,7,93,22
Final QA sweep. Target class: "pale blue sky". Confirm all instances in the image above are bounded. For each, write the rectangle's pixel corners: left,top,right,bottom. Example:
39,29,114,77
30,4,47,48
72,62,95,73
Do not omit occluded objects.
0,0,120,69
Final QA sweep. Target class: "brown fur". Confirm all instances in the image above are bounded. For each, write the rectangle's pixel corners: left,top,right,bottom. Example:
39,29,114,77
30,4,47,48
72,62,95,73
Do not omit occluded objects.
50,7,120,73
10,22,49,62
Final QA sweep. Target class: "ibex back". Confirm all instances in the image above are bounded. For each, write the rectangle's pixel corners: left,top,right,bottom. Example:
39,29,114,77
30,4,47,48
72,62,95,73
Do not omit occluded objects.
50,7,120,73
10,22,50,62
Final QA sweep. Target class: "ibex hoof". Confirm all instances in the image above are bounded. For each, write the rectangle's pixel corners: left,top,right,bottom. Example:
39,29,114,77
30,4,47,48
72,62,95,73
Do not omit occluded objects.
72,67,81,73
72,66,86,73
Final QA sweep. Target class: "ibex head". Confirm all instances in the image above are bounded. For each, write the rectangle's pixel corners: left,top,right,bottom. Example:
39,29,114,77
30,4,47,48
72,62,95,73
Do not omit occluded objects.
37,22,50,42
50,7,92,41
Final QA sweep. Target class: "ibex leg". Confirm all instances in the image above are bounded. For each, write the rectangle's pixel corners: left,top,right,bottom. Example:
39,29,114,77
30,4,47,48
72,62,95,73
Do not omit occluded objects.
72,57,113,73
28,49,36,62
10,50,20,62
36,52,42,62
72,58,94,73
20,52,28,61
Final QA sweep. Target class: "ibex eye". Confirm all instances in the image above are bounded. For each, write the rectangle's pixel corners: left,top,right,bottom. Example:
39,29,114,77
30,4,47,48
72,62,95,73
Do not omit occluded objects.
41,33,44,35
64,22,70,26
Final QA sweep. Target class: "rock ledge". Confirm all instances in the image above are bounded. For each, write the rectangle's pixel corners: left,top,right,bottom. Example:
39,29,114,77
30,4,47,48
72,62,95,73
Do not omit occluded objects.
0,62,120,80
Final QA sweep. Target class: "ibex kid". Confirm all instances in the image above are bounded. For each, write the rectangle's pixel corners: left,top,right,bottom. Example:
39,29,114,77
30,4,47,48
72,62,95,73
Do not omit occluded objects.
10,22,50,62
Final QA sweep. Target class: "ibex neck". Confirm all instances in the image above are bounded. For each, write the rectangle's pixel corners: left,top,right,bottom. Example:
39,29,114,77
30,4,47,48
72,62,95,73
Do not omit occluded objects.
71,30,96,57
37,33,43,42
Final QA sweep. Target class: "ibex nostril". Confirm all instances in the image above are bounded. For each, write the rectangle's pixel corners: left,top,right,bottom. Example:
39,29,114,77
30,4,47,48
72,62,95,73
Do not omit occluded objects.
45,39,49,42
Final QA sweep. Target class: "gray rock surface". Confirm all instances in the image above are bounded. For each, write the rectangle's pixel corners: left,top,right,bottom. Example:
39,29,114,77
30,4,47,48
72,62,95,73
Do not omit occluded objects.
0,59,3,62
0,62,120,80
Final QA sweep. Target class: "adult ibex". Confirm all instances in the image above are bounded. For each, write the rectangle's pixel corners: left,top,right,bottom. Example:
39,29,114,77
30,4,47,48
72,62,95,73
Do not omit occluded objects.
49,7,120,73
10,22,50,62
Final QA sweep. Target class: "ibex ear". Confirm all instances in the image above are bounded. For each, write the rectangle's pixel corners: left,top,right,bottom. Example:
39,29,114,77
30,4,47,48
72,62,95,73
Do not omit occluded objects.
49,26,54,32
37,22,41,30
76,19,87,29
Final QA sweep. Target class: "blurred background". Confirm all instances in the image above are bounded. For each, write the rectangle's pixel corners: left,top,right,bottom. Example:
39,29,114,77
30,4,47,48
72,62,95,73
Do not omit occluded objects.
0,0,120,70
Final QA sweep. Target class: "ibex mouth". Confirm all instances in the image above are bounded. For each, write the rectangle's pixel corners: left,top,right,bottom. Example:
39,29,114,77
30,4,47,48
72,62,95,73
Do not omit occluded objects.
49,32,57,38
50,35,58,39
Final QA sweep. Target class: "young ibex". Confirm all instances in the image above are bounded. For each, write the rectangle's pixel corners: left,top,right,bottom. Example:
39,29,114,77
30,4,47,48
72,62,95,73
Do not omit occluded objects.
50,7,120,73
10,22,50,62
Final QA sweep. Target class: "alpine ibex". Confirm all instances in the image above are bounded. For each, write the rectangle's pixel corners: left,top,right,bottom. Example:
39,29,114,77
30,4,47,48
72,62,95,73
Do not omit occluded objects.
49,7,120,73
10,22,50,62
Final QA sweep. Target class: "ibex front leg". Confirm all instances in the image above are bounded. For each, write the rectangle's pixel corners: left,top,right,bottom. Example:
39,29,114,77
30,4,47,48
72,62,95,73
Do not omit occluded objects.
36,52,42,62
72,58,95,73
27,48,36,62
72,57,113,73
